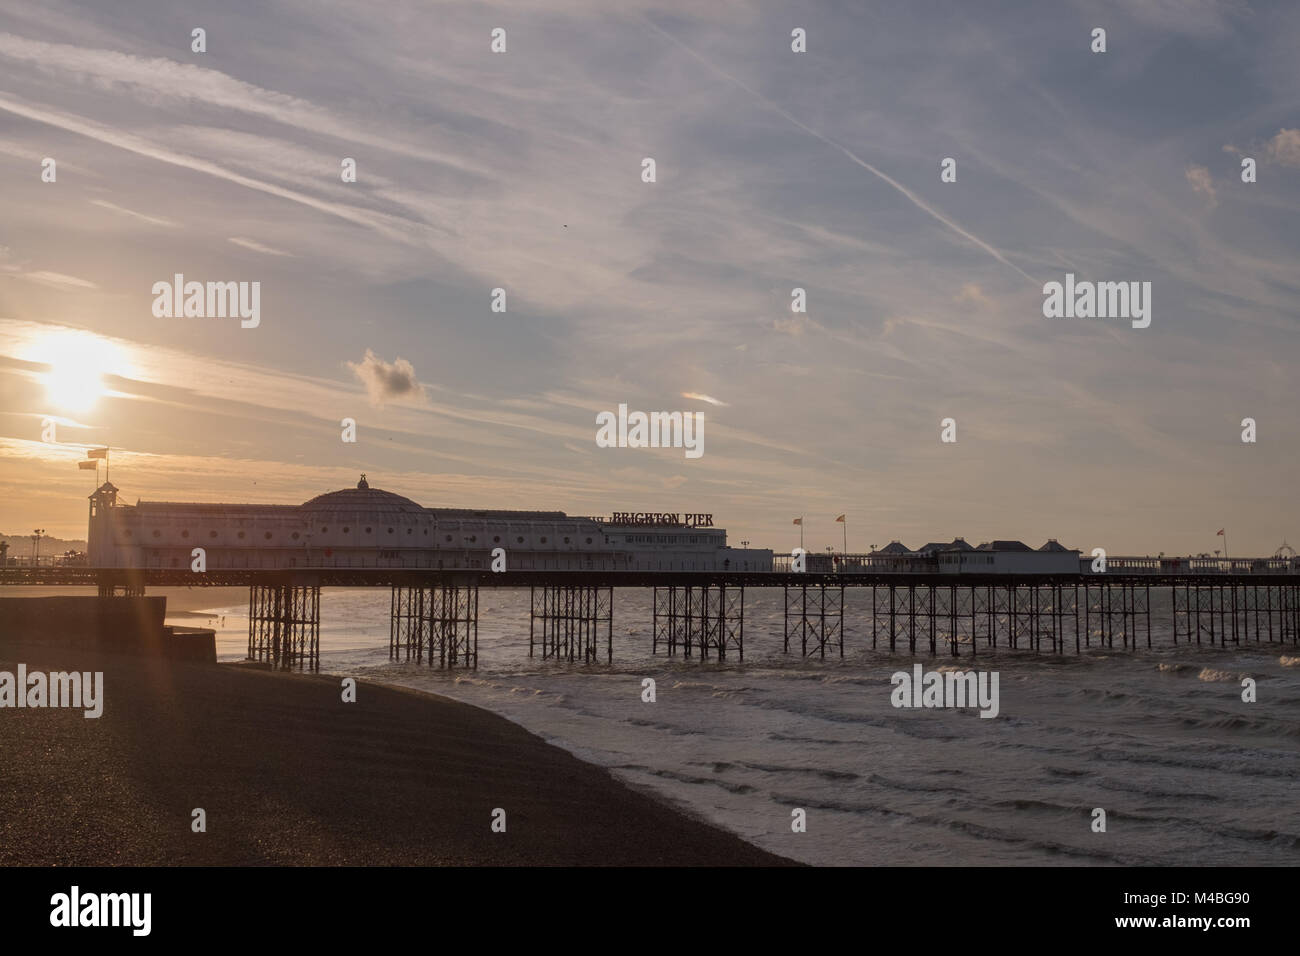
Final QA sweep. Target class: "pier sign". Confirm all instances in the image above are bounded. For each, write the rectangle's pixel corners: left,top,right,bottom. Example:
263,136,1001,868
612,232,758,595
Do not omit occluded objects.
609,512,713,527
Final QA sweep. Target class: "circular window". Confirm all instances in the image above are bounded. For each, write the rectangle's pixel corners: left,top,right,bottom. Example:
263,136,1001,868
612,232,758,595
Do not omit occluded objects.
563,537,570,544
586,537,593,544
342,527,349,533
364,527,372,534
152,530,161,538
264,532,273,540
445,535,453,543
291,532,300,540
181,530,190,538
493,536,500,543
517,536,524,544
209,530,218,539
540,537,547,544
237,531,246,539
388,527,394,534
320,526,328,533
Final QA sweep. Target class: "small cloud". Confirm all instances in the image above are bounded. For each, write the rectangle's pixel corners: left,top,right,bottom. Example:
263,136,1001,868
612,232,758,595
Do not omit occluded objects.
1185,164,1217,206
681,391,728,406
346,349,428,408
955,283,991,308
773,315,809,336
88,199,175,227
661,475,688,489
228,237,293,257
22,270,98,289
1263,128,1300,167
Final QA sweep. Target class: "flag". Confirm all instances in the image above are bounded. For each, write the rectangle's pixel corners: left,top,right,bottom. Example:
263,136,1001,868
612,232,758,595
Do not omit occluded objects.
1217,529,1225,536
792,517,802,525
78,460,97,470
835,514,846,522
86,448,108,459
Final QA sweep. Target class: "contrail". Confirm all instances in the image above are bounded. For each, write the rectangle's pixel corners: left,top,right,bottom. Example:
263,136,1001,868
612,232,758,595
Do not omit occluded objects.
641,18,1037,285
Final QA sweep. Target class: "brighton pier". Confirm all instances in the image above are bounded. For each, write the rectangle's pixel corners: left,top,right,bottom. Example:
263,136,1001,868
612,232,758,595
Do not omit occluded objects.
2,478,1296,672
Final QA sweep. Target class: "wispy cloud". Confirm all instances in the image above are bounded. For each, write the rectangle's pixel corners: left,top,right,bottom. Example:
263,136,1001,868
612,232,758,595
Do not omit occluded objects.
682,392,727,406
228,237,293,257
88,199,174,227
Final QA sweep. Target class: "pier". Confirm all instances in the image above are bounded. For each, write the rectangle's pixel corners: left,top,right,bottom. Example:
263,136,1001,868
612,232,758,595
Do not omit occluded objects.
4,561,1298,672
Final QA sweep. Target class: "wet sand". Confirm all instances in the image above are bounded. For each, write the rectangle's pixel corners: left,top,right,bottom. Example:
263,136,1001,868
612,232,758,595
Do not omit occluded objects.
0,635,792,866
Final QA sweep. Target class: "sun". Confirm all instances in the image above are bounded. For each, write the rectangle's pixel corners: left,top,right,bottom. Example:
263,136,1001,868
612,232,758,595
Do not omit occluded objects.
28,330,128,412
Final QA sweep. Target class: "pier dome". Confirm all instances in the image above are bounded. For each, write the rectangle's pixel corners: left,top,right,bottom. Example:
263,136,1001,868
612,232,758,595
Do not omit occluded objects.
301,475,426,516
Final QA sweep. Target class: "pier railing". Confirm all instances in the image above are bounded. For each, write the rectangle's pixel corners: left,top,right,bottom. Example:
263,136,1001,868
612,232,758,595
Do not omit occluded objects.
770,553,1300,575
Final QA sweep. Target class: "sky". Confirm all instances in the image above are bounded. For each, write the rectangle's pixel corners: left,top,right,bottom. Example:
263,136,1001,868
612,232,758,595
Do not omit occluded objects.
0,0,1297,557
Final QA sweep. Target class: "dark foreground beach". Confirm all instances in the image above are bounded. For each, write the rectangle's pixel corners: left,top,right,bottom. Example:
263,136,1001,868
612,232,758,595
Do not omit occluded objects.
0,635,791,866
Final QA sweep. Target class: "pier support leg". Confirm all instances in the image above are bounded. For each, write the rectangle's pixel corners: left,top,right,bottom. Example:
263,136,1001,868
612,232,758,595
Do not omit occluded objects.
530,585,613,663
782,583,842,659
653,585,742,660
248,583,320,672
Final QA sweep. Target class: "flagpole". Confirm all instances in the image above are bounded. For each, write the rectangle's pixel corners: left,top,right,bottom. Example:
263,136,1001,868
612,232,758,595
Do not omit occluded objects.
800,517,804,552
843,519,847,557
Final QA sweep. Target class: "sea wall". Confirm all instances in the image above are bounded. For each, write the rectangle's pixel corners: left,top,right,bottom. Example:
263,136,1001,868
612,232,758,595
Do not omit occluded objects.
0,596,215,663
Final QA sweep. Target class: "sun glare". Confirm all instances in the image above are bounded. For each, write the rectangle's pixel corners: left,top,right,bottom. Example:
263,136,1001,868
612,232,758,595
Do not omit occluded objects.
28,330,129,412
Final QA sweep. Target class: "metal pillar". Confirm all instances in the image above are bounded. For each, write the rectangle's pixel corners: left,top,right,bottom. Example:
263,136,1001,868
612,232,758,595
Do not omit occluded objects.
654,585,743,660
388,584,478,669
783,583,843,659
529,585,613,663
248,583,320,672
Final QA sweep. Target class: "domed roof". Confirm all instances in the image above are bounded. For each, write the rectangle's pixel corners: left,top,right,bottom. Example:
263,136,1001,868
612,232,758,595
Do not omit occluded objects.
301,475,426,515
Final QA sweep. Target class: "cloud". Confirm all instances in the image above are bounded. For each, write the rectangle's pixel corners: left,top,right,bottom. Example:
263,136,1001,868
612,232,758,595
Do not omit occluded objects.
88,199,175,227
16,270,97,289
639,16,1037,285
228,237,293,257
346,349,429,408
681,392,727,406
0,31,474,171
1264,128,1300,167
1185,164,1218,205
955,283,992,308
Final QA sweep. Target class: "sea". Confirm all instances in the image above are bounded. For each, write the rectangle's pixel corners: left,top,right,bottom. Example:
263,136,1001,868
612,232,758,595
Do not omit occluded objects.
168,585,1300,867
